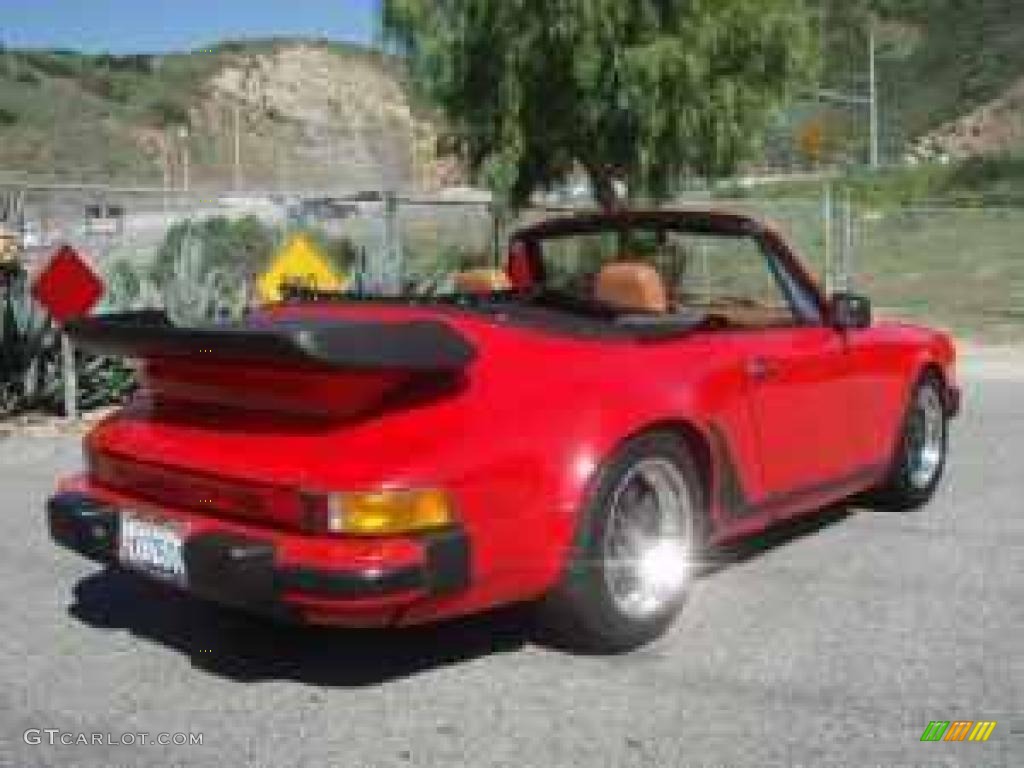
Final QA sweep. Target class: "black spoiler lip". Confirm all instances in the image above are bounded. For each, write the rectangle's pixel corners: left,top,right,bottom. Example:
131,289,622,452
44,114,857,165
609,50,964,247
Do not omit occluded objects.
65,311,478,372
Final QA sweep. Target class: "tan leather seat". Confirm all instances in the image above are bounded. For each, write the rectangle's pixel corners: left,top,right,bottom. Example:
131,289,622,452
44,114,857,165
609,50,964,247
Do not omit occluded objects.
594,262,669,314
454,268,511,294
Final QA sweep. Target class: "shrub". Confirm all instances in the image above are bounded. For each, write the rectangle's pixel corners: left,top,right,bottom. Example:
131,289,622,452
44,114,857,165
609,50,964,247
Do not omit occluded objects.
103,258,144,309
152,216,282,323
81,72,131,103
212,41,249,55
948,152,1024,191
146,97,190,128
301,229,360,276
153,216,279,288
15,69,39,85
22,51,78,79
93,54,153,74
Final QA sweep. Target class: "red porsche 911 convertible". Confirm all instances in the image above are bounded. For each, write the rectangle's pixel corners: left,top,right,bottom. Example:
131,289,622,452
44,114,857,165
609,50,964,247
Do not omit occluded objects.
48,210,959,652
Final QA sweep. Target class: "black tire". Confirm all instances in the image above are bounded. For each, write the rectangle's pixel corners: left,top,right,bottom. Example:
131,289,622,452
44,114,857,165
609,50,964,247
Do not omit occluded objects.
869,373,949,511
536,431,707,653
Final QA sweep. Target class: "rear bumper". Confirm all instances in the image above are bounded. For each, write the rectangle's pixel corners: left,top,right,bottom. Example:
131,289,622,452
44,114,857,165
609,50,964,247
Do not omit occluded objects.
47,491,470,627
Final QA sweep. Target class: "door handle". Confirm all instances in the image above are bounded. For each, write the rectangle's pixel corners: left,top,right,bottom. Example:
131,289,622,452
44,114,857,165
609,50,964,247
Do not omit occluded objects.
747,357,780,381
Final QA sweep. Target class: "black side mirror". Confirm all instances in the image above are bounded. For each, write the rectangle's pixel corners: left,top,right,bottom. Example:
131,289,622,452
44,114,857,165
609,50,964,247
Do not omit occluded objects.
831,292,872,330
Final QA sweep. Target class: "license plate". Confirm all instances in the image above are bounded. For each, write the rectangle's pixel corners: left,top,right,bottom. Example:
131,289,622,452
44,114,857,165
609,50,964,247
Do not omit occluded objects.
119,513,187,587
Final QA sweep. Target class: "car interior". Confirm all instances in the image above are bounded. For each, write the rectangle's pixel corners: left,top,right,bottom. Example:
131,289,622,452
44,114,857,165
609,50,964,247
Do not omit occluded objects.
452,226,813,333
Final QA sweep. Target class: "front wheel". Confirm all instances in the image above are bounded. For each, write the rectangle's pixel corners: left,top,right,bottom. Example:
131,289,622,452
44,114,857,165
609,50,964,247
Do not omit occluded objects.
870,373,949,510
536,432,706,653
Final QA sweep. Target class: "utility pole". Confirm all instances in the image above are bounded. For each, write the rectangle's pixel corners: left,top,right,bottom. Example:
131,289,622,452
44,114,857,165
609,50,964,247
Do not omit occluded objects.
842,189,854,290
161,136,171,212
823,183,833,294
380,191,403,295
810,14,880,171
869,26,879,168
233,103,242,191
178,126,190,192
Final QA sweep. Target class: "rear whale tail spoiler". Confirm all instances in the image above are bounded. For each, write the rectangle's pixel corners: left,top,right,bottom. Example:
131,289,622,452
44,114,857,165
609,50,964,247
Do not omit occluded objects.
65,311,478,372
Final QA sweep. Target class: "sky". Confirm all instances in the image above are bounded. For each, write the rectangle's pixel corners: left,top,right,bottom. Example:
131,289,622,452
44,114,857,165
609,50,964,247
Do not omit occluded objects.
0,0,380,54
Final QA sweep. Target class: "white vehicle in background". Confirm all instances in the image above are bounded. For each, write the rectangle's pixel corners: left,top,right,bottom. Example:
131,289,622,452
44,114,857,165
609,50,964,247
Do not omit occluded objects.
84,204,125,236
217,195,283,222
20,220,42,248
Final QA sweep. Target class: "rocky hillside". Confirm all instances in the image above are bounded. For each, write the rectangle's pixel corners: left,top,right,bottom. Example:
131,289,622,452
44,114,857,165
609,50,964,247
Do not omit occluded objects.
0,39,458,190
3,5,1024,189
769,1,1024,168
910,77,1024,162
874,0,1024,161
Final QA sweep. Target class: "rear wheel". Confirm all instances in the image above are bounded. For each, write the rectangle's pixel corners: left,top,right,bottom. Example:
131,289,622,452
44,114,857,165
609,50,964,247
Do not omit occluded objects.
537,432,706,653
871,373,949,510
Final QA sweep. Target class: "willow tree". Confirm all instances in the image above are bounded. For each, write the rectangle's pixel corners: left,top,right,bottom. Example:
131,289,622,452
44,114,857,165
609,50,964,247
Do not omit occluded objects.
384,0,817,209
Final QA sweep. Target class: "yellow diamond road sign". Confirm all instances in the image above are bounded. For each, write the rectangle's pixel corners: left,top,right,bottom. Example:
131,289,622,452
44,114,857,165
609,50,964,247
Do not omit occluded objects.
258,233,345,302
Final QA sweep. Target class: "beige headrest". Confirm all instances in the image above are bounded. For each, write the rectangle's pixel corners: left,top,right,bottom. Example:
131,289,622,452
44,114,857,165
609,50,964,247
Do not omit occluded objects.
454,268,512,294
594,262,669,314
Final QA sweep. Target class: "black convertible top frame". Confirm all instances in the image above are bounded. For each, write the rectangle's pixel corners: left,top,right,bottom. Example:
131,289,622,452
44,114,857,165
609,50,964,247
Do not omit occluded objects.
511,209,766,241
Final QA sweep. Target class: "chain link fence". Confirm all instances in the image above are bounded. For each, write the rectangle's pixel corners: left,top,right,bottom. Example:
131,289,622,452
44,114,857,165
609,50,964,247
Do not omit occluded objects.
4,182,1023,351
4,180,1023,419
675,194,1024,343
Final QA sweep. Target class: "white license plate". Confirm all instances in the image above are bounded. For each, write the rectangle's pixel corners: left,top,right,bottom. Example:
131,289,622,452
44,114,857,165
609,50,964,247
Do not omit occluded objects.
119,513,187,587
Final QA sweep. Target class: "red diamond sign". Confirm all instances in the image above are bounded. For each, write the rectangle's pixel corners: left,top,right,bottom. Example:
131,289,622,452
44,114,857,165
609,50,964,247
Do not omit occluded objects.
31,245,105,323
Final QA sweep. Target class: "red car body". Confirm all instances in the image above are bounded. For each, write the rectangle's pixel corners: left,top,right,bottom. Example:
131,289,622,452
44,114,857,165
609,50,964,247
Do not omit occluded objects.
48,210,959,630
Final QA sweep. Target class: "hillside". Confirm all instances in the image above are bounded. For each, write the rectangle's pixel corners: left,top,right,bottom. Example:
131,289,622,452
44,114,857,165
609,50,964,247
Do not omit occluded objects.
0,39,456,190
876,0,1024,160
911,76,1024,161
3,4,1024,190
821,0,1024,163
765,1,1024,168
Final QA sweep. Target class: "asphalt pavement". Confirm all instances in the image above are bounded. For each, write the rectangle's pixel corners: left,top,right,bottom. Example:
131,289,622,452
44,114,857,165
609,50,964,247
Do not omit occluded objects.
1,360,1021,767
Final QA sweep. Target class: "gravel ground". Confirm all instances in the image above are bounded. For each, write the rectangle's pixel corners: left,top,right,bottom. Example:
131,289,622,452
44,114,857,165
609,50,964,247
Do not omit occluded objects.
1,353,1022,768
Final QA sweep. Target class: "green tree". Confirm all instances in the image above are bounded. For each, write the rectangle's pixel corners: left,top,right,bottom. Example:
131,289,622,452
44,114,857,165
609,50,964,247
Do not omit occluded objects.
384,0,817,209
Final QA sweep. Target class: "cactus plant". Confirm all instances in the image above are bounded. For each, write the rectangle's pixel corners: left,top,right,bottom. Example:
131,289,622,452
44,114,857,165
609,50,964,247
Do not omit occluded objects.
158,225,254,324
2,260,136,418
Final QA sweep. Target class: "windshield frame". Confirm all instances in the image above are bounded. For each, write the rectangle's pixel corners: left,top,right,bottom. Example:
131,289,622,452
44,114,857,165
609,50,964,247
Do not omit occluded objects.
509,210,827,327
